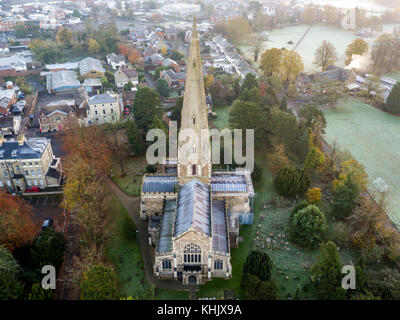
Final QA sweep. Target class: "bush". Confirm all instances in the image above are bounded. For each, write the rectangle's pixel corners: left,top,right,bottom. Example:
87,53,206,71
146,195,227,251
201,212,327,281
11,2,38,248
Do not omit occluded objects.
28,282,54,300
243,250,272,281
331,175,359,219
385,81,400,115
274,166,310,197
289,200,309,222
327,222,350,248
146,164,157,174
290,204,327,247
29,229,66,271
80,264,118,300
241,273,277,300
0,246,24,299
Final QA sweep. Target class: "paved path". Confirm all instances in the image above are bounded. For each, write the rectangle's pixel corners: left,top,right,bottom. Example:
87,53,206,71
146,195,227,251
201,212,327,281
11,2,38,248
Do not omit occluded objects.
104,176,188,292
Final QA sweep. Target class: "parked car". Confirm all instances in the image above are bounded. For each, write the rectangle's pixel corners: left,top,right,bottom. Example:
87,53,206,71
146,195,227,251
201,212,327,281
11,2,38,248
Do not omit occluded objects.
27,187,40,193
42,218,54,230
123,108,130,115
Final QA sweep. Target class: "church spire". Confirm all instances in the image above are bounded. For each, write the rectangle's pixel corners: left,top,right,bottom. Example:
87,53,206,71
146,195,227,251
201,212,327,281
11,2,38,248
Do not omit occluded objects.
177,16,211,185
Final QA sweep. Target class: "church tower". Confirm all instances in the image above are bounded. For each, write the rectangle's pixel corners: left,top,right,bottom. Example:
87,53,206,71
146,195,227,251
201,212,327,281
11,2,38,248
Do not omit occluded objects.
177,17,211,186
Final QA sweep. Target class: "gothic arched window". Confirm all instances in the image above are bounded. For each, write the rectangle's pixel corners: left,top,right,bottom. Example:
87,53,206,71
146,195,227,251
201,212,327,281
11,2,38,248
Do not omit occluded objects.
214,259,223,270
184,243,201,264
162,259,172,270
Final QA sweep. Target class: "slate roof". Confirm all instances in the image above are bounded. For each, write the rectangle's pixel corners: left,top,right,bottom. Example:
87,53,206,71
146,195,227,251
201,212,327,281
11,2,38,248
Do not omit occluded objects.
174,179,210,238
157,199,176,253
211,199,228,253
107,53,125,63
0,138,49,160
142,175,178,193
88,93,117,105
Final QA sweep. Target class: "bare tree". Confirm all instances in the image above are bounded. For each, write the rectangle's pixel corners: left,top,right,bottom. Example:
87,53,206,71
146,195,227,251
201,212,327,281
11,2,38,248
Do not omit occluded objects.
252,36,262,62
314,40,337,71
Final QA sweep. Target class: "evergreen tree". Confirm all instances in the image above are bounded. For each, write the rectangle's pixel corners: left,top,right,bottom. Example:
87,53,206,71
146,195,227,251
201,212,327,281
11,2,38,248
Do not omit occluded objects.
280,96,288,112
274,166,310,197
385,81,400,114
126,120,145,155
312,241,347,300
243,250,272,281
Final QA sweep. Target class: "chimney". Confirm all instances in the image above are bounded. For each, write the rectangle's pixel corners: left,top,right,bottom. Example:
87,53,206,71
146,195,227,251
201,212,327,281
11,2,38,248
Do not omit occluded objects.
0,135,5,147
17,134,26,146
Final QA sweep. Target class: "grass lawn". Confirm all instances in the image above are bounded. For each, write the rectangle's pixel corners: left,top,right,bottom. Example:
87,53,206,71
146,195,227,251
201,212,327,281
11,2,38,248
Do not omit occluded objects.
168,91,179,99
107,196,150,299
323,97,400,229
211,105,231,130
110,155,148,196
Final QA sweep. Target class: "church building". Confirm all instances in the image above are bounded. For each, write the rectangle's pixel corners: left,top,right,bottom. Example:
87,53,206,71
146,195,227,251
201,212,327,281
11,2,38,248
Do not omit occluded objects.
140,18,255,286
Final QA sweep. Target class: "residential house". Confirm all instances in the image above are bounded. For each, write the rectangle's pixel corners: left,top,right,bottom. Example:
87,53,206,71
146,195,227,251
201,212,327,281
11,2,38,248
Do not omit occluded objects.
86,92,121,125
114,68,139,88
38,104,78,133
162,58,180,73
160,69,185,89
106,53,126,70
0,116,21,136
122,90,135,107
0,89,17,115
79,57,105,78
0,135,63,192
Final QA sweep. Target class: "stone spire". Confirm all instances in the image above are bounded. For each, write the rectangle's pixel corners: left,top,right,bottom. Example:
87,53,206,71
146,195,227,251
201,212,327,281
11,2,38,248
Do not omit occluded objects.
177,16,211,185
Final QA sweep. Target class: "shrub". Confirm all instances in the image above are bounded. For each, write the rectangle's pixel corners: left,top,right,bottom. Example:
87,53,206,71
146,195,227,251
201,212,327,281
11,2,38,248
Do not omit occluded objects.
80,264,118,300
28,282,54,300
290,204,327,247
274,166,310,197
332,174,359,219
29,229,66,271
243,250,272,281
289,200,309,223
327,222,350,248
385,81,400,115
306,187,322,204
146,164,157,174
241,273,277,300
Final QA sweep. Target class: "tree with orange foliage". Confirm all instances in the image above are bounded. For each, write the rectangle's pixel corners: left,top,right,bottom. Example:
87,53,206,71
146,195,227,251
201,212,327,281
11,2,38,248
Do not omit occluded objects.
61,125,112,211
118,44,141,64
61,125,112,177
0,189,36,252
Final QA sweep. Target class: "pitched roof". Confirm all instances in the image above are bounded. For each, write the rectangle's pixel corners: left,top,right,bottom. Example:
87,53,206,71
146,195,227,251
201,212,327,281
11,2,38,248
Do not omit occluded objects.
157,199,177,253
211,199,228,253
79,57,105,75
142,175,178,193
0,138,49,160
174,179,210,238
122,68,138,79
88,93,117,105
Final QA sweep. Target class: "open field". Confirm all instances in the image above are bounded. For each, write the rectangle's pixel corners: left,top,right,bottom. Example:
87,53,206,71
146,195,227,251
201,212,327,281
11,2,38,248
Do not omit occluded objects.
236,23,400,73
387,72,400,81
323,97,400,229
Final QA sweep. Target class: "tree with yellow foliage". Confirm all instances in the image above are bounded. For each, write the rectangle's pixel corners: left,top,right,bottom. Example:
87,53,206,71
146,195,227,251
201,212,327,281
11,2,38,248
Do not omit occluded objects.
306,187,322,204
332,158,368,191
345,38,369,66
88,38,100,55
280,50,304,83
204,73,214,90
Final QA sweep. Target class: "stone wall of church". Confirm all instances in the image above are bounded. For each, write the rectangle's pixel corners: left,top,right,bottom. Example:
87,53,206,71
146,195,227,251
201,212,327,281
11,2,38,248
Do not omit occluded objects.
213,195,250,213
140,194,177,220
